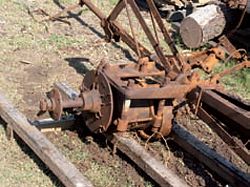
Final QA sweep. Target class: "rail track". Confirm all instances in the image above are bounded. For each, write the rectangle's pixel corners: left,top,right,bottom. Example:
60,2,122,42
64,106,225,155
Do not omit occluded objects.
1,81,249,187
188,88,250,165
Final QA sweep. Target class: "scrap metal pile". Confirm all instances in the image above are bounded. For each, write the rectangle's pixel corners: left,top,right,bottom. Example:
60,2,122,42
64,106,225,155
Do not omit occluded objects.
38,0,249,151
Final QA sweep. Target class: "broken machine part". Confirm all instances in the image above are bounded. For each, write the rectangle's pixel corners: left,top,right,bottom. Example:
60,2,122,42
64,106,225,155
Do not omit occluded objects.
38,0,249,140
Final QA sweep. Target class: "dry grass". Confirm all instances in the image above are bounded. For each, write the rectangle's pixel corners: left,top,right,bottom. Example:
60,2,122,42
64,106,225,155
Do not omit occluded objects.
0,126,59,187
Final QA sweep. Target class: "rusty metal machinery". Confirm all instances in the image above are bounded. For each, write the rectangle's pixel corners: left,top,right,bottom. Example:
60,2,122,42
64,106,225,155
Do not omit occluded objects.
39,0,250,140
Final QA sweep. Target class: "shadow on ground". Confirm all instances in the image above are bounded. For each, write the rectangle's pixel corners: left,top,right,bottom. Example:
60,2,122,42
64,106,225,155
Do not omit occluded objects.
52,0,136,63
65,57,90,75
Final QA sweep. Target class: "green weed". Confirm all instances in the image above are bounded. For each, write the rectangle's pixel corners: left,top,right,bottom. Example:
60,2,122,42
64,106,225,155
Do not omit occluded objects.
212,61,250,99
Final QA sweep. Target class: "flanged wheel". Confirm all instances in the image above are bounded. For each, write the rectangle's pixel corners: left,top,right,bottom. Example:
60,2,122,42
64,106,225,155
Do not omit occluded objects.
82,70,113,133
46,88,63,120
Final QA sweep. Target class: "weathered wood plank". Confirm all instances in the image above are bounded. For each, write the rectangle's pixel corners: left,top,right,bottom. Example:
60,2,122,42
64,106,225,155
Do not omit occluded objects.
197,107,250,165
202,90,250,130
111,133,189,187
0,93,93,187
172,122,250,187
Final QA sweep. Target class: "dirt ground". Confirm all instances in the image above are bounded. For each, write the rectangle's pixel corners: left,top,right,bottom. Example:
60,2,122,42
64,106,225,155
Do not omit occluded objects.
0,0,249,187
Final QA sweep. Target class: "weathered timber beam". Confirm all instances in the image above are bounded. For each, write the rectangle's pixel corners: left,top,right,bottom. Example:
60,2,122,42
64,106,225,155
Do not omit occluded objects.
0,93,93,187
111,133,189,187
172,122,250,187
201,90,250,130
197,107,250,165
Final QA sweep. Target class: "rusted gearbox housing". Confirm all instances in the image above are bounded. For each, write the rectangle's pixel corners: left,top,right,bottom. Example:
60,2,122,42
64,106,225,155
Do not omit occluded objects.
39,0,249,139
40,59,205,138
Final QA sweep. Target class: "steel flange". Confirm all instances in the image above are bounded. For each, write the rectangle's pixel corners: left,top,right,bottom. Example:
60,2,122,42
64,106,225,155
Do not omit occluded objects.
81,70,113,133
